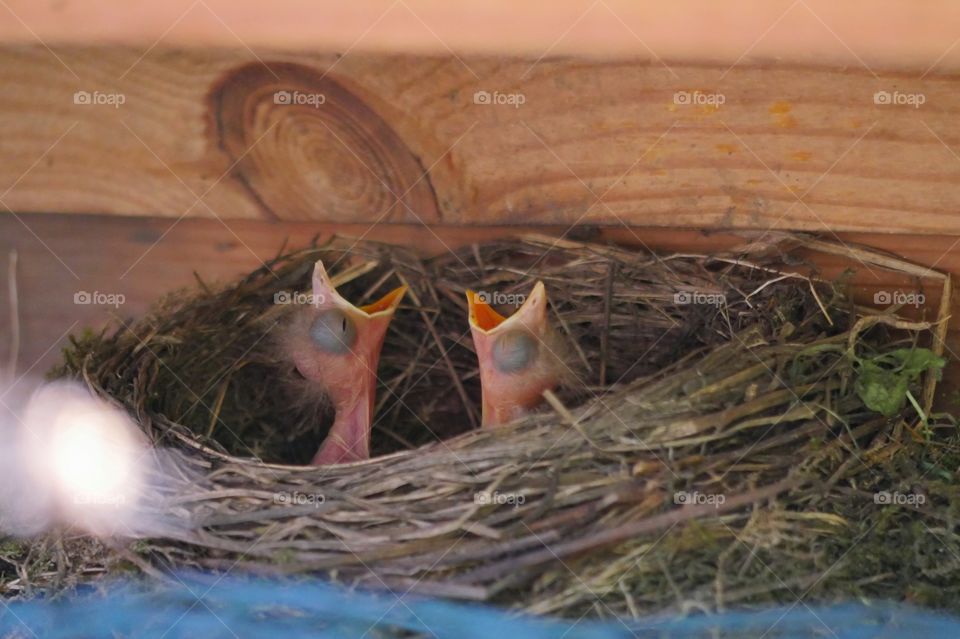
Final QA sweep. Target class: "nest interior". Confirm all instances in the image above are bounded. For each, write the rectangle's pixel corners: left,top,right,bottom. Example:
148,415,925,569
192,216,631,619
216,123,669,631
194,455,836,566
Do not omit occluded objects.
5,233,959,621
65,235,828,465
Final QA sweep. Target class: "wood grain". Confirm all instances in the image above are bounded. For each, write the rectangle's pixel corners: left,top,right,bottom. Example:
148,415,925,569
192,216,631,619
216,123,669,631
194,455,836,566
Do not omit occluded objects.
210,62,439,223
1,47,960,233
1,214,958,407
1,1,959,70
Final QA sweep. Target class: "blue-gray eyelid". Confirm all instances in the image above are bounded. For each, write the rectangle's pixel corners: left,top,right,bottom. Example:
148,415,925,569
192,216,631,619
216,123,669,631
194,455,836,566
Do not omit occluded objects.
309,309,357,355
491,330,538,374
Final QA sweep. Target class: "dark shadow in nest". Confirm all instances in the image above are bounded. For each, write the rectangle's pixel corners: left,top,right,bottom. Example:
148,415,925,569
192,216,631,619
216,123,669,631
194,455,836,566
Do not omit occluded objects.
419,239,842,444
124,241,436,465
58,236,843,465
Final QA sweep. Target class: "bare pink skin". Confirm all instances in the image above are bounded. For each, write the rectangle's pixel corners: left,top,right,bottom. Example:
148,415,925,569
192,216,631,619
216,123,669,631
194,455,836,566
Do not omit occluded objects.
291,261,406,465
467,282,559,427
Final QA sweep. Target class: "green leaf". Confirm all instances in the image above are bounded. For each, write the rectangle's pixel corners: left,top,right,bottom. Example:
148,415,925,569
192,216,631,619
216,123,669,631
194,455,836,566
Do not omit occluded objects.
854,347,945,418
889,348,946,378
856,361,910,417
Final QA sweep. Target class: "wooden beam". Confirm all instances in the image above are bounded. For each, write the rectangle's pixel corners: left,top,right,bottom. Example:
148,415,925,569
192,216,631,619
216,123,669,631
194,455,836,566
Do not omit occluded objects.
1,214,957,405
0,47,959,233
0,1,958,70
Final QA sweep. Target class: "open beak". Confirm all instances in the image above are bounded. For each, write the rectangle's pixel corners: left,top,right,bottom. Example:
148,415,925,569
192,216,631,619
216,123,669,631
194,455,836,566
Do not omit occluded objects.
292,261,407,465
467,282,558,427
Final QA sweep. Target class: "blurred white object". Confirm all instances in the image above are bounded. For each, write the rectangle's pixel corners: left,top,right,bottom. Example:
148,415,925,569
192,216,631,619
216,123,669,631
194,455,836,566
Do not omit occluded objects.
2,380,150,537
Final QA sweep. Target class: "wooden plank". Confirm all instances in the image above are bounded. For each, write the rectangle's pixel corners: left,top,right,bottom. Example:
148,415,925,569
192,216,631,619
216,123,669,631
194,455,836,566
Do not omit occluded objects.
1,214,958,406
1,47,959,233
0,1,959,69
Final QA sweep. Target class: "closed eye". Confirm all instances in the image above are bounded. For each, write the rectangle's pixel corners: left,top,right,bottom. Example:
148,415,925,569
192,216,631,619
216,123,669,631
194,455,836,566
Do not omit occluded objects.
491,330,538,374
310,309,357,355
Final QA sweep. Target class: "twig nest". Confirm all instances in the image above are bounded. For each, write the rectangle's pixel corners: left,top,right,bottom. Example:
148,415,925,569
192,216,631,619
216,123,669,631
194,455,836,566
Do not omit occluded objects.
47,234,946,618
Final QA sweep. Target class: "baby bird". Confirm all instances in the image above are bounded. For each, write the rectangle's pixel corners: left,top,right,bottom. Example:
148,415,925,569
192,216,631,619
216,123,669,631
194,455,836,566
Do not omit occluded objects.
283,260,407,465
466,282,561,427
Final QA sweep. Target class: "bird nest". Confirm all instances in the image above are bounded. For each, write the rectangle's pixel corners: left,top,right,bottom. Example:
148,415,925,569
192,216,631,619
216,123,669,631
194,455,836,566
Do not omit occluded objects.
11,233,960,619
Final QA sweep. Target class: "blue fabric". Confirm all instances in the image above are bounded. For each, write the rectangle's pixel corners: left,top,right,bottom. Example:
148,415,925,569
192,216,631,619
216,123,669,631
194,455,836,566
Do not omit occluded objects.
1,573,957,638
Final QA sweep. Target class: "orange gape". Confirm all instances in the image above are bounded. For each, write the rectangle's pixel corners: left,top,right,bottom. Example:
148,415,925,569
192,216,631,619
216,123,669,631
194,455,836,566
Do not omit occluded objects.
290,261,407,465
466,282,560,427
